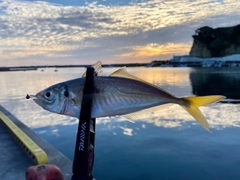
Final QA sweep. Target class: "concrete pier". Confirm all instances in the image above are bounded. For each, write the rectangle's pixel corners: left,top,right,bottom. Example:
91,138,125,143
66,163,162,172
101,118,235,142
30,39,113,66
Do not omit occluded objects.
0,105,72,180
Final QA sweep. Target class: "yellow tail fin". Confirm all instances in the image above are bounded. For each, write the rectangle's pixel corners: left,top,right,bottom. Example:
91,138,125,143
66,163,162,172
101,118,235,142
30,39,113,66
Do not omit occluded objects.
181,95,225,132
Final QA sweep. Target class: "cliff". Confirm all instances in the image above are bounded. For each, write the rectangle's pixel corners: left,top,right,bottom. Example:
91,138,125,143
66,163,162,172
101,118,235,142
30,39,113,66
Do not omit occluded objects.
190,25,240,58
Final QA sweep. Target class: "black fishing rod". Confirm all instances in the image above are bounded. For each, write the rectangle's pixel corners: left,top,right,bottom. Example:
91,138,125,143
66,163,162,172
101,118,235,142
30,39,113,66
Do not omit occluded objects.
72,67,96,180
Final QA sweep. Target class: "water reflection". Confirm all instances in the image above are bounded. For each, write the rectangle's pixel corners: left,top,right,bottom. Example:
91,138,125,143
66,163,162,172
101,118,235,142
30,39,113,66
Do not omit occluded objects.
128,67,191,86
190,67,240,101
32,118,240,180
0,67,239,130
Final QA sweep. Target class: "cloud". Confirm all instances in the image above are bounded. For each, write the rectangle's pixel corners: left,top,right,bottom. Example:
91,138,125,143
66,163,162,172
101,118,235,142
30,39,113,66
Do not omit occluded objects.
0,0,239,65
120,43,192,58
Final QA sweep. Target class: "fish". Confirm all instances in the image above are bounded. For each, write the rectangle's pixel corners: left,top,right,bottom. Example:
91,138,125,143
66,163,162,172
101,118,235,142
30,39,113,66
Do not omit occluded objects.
31,62,225,131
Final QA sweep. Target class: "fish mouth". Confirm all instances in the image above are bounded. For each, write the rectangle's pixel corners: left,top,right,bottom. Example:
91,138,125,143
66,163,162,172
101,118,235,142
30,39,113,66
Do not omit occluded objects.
33,98,40,105
31,94,41,105
31,95,37,100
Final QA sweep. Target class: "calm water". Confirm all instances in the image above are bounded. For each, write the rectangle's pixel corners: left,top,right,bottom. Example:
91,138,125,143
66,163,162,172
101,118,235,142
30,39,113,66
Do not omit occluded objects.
1,67,240,180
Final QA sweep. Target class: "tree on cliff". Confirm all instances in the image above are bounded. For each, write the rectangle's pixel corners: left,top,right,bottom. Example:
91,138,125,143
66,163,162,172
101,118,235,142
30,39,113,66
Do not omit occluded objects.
191,24,240,57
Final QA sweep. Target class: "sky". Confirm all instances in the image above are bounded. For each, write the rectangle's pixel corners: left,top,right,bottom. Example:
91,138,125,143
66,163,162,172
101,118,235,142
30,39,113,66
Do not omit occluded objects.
0,0,239,66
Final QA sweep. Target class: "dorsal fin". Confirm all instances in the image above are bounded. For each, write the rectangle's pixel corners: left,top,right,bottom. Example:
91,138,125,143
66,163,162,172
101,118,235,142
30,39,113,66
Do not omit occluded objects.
110,68,174,96
110,67,143,81
82,61,103,77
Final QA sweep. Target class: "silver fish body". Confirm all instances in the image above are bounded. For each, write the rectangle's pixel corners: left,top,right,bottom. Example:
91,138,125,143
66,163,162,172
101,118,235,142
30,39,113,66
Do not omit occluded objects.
33,69,225,131
34,76,184,118
91,76,184,118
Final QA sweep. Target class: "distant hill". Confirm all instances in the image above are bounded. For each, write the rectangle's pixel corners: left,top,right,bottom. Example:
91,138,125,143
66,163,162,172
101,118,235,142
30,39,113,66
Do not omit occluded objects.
190,24,240,58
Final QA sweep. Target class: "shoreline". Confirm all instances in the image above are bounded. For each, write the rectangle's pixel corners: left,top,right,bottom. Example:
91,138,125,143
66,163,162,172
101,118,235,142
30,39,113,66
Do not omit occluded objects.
2,58,240,72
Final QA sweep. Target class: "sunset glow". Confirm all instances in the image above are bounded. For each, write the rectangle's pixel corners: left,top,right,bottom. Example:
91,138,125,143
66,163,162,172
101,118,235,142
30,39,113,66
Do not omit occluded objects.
0,0,239,66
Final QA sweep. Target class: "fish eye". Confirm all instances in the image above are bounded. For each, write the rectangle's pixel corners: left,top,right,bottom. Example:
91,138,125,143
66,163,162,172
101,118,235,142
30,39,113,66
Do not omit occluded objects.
44,90,53,100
